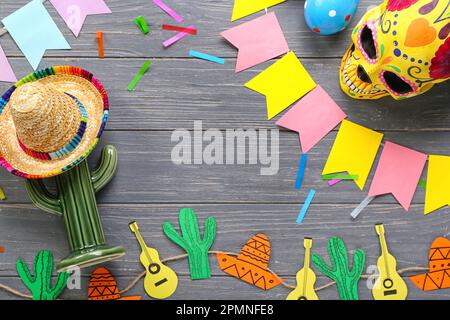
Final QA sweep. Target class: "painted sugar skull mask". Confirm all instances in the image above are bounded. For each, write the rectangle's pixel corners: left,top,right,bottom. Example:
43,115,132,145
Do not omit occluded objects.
340,0,450,100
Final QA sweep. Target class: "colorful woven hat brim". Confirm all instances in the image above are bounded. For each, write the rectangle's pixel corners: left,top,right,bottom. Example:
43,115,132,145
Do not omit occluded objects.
216,253,283,290
0,66,109,179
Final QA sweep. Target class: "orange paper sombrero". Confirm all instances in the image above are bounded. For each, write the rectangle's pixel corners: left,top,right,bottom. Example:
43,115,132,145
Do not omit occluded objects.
409,237,450,291
88,267,141,300
217,233,282,290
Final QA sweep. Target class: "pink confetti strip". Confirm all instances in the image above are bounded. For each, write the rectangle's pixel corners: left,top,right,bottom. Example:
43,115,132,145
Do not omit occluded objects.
163,25,194,48
327,179,342,186
153,0,183,23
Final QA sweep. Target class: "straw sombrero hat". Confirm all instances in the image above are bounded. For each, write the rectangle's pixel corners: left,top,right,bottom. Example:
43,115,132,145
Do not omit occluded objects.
409,237,450,291
0,66,109,179
88,267,141,300
217,233,283,290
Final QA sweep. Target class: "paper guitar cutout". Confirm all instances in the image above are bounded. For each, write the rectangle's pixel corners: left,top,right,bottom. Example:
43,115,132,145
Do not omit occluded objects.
217,233,283,290
368,142,427,211
322,120,383,190
163,208,217,280
409,237,450,291
245,51,316,120
276,85,346,153
130,221,178,299
312,237,365,300
372,224,408,300
221,12,289,73
424,155,450,215
88,267,142,300
286,237,319,300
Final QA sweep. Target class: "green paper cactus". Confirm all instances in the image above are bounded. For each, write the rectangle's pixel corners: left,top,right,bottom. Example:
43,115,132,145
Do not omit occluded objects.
163,208,216,280
312,237,365,300
17,250,70,300
25,145,125,272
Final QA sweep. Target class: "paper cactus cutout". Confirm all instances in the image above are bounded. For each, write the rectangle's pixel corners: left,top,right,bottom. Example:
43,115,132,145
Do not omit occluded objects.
17,250,70,300
312,237,365,300
163,208,217,280
25,145,125,272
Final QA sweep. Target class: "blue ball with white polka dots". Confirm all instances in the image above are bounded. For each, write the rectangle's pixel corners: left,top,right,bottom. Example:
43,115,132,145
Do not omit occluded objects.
304,0,359,35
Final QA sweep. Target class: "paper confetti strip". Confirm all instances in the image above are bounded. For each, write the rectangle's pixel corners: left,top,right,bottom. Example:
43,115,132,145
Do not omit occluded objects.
424,155,450,215
418,179,426,190
49,0,112,37
189,50,225,64
350,196,375,220
295,153,308,190
322,173,359,180
0,44,17,83
153,0,183,22
231,0,286,21
2,0,71,70
245,51,316,120
96,31,104,58
128,60,151,92
163,25,194,48
0,186,5,200
221,12,289,72
297,189,316,224
134,16,150,34
368,142,427,211
163,24,197,35
276,85,346,152
322,120,383,190
327,179,342,186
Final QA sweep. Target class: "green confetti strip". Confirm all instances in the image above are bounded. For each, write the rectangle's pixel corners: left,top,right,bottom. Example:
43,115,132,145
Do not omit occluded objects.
134,15,150,34
128,60,152,92
322,173,359,180
418,179,426,190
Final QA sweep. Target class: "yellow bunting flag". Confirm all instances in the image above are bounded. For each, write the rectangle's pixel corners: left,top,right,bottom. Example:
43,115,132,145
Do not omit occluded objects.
424,155,450,215
231,0,286,21
322,120,383,190
245,51,316,120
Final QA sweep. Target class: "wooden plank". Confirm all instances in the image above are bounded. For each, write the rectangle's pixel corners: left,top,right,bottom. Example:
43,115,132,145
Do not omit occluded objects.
0,203,448,299
0,58,448,131
0,131,450,204
0,0,384,58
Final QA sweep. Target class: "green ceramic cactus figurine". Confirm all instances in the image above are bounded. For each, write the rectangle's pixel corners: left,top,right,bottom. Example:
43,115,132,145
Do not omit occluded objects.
17,250,70,300
25,145,125,272
163,208,217,280
312,236,365,300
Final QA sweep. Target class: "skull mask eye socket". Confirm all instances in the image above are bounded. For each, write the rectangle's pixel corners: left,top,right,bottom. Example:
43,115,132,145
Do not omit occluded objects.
359,24,377,63
381,71,414,95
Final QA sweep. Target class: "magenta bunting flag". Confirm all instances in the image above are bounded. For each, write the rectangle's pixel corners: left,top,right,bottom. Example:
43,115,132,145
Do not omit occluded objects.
49,0,112,37
0,44,17,83
368,141,427,210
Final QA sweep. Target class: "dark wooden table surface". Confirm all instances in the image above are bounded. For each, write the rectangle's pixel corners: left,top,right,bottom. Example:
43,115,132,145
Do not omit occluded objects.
0,0,449,300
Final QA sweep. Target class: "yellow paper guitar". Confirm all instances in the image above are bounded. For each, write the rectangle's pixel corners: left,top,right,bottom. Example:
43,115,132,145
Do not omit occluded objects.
372,224,408,300
286,237,319,300
129,221,178,299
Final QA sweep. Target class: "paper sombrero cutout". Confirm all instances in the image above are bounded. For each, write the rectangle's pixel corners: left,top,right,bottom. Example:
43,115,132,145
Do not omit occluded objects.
409,237,450,291
88,267,141,300
217,233,282,290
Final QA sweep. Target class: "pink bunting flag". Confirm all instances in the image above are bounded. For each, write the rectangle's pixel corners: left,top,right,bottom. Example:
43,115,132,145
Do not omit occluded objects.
0,45,17,83
368,141,427,210
221,12,289,73
276,85,347,152
49,0,112,37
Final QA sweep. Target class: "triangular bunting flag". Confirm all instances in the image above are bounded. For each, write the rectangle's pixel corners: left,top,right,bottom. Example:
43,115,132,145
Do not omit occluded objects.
424,155,450,215
49,0,112,37
276,85,347,152
0,44,17,83
368,141,427,210
323,120,383,190
221,12,289,72
245,51,316,120
2,0,71,70
231,0,286,21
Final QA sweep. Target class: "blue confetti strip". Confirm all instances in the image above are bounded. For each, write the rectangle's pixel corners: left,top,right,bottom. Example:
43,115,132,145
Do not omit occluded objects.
295,153,308,190
189,50,225,64
296,189,316,224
